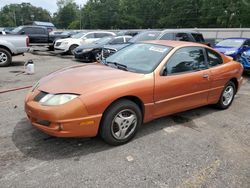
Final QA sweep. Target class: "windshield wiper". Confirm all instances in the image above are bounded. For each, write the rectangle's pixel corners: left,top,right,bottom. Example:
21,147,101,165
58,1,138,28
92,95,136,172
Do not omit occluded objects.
106,61,128,71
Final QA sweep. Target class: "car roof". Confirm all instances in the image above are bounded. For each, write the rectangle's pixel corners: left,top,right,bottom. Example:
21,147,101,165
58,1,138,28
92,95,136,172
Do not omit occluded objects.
144,40,207,48
161,29,201,34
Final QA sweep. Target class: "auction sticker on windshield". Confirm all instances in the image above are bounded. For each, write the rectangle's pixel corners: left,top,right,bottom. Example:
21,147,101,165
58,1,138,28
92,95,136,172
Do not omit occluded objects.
149,46,167,53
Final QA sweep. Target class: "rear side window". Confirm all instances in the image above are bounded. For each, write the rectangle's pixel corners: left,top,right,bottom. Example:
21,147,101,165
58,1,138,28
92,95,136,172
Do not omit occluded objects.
206,49,223,67
34,28,46,34
191,33,205,42
166,47,206,75
23,28,35,34
175,33,191,41
160,33,174,40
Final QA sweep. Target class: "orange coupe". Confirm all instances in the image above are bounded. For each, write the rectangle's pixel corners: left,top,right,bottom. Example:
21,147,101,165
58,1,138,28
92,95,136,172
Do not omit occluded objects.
25,40,243,145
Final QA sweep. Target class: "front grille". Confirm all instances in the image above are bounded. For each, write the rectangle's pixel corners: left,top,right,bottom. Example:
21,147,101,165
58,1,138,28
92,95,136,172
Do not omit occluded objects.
102,48,117,59
34,91,48,102
55,42,62,46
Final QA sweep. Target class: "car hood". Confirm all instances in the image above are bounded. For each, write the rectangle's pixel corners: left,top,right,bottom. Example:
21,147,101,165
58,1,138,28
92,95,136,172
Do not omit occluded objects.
103,43,131,51
214,46,239,53
38,64,144,95
56,38,81,43
75,43,103,52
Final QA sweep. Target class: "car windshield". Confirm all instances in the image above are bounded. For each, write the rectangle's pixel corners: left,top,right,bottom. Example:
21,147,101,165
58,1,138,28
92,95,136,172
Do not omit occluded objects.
11,26,23,33
105,43,171,74
71,32,87,39
216,39,245,48
129,31,161,43
95,37,112,44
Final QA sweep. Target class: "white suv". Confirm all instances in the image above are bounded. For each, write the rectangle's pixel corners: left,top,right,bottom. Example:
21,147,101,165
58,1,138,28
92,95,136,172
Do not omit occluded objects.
54,31,116,54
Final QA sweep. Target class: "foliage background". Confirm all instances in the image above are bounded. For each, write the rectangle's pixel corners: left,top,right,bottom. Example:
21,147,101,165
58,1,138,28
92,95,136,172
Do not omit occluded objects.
0,0,250,29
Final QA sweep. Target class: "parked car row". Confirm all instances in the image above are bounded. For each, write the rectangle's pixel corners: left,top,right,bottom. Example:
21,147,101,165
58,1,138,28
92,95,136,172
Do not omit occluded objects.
1,25,250,71
54,31,116,54
70,30,250,73
71,29,208,62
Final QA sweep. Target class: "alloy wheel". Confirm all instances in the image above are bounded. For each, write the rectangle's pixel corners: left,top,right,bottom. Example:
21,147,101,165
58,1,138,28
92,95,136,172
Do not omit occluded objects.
222,85,234,106
111,109,137,140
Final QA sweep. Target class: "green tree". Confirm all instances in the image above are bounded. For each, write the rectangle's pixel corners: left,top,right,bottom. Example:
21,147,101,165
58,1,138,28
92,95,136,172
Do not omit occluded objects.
53,0,80,29
0,3,51,27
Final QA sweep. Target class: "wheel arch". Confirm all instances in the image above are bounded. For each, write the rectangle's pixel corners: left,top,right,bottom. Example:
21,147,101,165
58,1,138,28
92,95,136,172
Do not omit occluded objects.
98,95,145,133
229,77,238,92
0,45,12,55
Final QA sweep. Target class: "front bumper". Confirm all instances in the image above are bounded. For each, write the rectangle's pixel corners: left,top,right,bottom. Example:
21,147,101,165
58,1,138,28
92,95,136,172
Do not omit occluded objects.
74,51,94,62
54,44,69,52
25,91,102,138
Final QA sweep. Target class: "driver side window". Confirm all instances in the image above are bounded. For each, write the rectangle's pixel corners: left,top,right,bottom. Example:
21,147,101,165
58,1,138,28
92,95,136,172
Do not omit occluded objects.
165,47,207,75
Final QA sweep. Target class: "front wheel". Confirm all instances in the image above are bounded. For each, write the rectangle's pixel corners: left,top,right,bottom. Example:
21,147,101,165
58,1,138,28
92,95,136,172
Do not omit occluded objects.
100,100,142,145
95,51,102,62
216,81,236,109
68,44,78,55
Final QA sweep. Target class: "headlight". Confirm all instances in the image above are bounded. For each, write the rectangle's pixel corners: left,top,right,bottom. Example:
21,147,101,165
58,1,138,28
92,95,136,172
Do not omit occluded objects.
82,48,93,52
39,94,78,106
31,82,39,92
224,50,236,55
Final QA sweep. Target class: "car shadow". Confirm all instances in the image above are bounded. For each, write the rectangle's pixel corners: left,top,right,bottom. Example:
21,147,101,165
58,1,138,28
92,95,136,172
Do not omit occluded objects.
12,106,217,161
9,61,25,67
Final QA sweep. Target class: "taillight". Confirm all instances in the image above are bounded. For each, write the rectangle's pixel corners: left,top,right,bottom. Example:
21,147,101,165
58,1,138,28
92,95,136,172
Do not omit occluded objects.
26,37,30,47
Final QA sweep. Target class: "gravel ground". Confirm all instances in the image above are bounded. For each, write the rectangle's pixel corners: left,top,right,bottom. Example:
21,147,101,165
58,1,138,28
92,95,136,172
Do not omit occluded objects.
0,51,249,188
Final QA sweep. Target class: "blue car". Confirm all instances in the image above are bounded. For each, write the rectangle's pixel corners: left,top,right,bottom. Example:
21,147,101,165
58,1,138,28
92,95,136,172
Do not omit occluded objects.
240,50,250,72
214,38,250,61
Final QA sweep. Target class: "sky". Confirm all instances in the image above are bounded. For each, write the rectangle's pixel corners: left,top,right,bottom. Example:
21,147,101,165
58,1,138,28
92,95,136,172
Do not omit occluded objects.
0,0,88,14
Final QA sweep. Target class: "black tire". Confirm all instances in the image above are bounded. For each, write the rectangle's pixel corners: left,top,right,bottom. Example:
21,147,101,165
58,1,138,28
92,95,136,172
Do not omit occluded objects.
48,45,54,51
0,48,12,67
100,99,142,145
68,44,78,55
216,81,236,109
94,51,102,62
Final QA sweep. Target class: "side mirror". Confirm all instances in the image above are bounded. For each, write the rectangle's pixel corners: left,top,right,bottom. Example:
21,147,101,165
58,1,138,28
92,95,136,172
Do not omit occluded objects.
162,66,168,76
82,37,87,40
20,31,25,35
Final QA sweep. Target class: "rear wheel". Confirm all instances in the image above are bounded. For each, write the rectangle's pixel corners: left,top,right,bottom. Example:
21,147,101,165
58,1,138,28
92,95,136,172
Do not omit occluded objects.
100,100,142,145
0,48,12,67
216,81,236,109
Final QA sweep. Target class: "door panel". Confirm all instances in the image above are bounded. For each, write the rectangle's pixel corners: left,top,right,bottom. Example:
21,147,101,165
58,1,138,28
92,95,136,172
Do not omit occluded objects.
154,70,210,117
153,46,210,117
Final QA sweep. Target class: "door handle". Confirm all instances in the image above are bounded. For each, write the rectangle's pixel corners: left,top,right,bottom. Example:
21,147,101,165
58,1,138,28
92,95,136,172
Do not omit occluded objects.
203,74,209,79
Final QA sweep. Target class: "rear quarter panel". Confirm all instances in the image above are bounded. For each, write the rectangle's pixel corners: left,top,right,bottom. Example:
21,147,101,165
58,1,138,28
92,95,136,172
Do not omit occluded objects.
208,59,243,104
